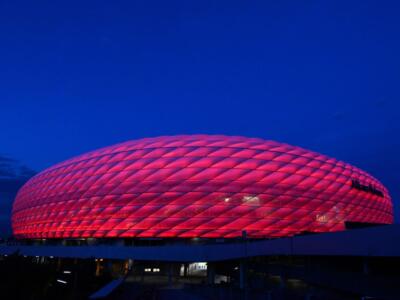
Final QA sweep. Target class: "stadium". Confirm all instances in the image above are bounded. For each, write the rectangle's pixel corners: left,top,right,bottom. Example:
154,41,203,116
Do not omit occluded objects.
11,135,393,240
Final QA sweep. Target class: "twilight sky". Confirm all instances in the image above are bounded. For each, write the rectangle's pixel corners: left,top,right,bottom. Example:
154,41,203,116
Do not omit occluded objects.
0,1,399,220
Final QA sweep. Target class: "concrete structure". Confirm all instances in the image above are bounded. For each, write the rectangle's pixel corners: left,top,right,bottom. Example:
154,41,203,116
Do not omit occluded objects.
1,224,400,260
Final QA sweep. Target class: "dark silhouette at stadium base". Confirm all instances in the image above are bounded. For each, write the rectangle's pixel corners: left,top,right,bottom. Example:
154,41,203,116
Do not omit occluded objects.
1,224,400,299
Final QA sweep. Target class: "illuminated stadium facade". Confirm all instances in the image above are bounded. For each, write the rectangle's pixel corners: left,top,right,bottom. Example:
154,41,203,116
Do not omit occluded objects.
11,135,393,240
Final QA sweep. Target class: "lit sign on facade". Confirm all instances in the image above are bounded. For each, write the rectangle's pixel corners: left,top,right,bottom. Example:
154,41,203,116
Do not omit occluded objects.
351,179,384,197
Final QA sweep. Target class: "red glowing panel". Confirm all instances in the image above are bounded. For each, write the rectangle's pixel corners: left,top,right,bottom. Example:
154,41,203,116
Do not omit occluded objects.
12,135,393,239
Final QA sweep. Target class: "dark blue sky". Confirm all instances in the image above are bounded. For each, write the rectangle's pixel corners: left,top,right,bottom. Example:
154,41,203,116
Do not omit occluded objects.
1,1,399,219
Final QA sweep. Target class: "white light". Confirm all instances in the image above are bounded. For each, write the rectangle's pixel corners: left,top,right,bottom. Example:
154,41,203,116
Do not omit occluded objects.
50,256,54,259
144,268,152,272
57,279,67,284
189,262,207,270
63,271,71,274
242,196,260,206
243,196,259,202
224,198,230,202
153,268,160,272
316,214,328,223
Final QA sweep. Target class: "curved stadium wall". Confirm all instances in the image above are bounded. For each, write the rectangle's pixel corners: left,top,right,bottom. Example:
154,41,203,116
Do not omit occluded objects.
12,135,393,239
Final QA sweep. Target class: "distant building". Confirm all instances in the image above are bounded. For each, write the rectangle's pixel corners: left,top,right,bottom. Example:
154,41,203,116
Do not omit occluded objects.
11,135,393,239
